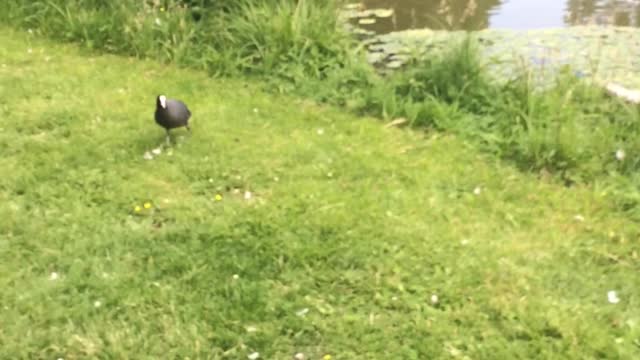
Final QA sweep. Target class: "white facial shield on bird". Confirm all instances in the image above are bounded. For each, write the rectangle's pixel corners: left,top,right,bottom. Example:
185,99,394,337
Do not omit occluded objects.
159,95,167,109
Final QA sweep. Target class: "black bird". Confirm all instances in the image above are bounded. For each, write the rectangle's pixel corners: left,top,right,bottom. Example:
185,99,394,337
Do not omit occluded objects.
155,94,191,143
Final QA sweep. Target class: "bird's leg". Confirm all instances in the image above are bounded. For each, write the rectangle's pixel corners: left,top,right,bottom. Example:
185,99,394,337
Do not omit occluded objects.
186,124,191,133
165,130,172,146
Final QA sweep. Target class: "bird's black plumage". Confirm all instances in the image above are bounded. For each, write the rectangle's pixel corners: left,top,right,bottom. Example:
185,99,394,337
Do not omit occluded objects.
155,95,191,141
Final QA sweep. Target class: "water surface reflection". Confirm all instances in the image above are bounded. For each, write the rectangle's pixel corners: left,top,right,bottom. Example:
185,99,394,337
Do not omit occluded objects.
359,0,640,33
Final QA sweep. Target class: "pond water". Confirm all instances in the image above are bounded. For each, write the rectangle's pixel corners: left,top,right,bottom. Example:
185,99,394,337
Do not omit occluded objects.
358,0,640,33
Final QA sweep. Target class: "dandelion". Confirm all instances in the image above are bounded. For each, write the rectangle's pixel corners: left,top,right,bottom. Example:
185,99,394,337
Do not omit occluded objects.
232,274,240,280
607,290,620,304
431,294,439,304
323,355,332,360
244,191,252,200
253,108,259,113
473,187,482,195
460,239,470,246
160,6,165,12
317,128,325,135
94,300,102,308
134,205,142,213
215,194,223,201
296,308,309,317
615,149,625,161
154,18,161,26
27,48,33,54
294,353,305,360
28,28,33,34
143,202,152,209
247,352,260,360
574,215,585,222
49,272,59,281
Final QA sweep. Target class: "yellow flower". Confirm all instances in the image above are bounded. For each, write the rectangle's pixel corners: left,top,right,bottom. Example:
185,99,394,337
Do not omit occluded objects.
160,6,165,12
134,205,142,213
143,202,152,209
323,355,332,360
215,194,223,201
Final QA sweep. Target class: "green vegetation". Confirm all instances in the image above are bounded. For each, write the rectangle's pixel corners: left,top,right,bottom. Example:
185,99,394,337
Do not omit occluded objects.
3,0,640,217
1,0,351,78
1,26,639,360
2,0,640,358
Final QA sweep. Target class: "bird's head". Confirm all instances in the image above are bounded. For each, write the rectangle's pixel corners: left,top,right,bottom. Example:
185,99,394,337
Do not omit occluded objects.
157,95,167,109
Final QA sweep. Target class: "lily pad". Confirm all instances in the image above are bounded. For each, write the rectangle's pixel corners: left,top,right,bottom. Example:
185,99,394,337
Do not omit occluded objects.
372,8,394,18
366,52,386,64
359,18,377,25
343,3,363,11
386,60,404,69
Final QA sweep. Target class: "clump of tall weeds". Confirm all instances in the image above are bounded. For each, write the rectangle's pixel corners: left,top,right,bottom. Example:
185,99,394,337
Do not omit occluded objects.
2,0,353,78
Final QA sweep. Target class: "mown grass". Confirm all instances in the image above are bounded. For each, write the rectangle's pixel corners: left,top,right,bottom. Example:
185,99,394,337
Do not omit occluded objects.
5,0,640,219
1,28,640,359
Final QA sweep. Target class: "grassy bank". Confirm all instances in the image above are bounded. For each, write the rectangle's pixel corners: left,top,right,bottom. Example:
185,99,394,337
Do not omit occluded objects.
0,0,352,78
2,26,640,359
3,0,640,219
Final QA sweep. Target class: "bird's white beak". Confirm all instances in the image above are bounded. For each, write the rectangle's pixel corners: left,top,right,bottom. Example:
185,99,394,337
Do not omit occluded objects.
159,95,167,109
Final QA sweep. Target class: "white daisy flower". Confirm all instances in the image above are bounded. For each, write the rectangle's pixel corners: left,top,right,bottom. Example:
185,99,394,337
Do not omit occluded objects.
431,294,439,304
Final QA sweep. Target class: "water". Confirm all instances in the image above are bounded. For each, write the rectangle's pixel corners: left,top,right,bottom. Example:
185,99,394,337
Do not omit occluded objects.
358,0,640,33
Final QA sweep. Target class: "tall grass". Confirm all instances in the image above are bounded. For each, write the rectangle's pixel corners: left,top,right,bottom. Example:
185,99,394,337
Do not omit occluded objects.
3,0,640,216
301,39,640,215
1,0,352,77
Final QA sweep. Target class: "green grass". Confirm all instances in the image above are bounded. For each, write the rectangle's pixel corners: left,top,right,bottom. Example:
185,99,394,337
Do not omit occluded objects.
2,28,640,359
5,0,640,219
0,0,351,78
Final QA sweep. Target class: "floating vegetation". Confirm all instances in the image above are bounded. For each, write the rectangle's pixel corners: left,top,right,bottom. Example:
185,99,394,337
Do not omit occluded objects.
344,22,640,92
341,4,394,20
358,18,376,25
372,9,394,18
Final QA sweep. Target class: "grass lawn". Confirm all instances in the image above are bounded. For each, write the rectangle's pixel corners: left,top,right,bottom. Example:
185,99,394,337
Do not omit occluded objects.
1,27,639,359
